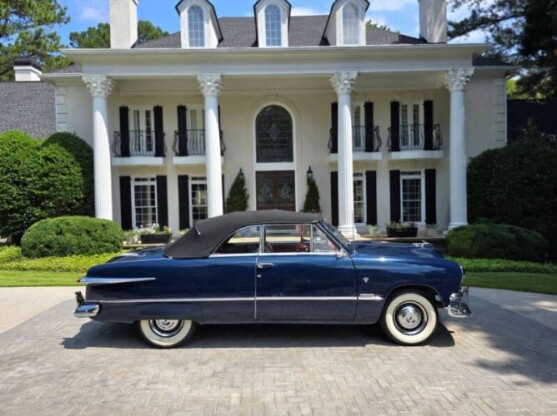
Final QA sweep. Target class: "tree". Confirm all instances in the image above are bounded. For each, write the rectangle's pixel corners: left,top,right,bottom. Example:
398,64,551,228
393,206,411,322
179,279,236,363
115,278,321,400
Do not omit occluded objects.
225,170,249,213
69,21,169,48
448,0,557,97
0,0,69,80
467,128,557,259
303,178,321,213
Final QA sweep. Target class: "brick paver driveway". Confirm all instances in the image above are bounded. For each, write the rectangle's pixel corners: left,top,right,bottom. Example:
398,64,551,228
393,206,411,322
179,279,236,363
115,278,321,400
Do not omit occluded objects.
0,291,556,416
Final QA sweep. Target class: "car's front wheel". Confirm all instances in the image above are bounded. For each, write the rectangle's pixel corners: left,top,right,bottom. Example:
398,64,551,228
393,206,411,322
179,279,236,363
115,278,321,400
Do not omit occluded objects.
137,319,197,348
380,291,438,345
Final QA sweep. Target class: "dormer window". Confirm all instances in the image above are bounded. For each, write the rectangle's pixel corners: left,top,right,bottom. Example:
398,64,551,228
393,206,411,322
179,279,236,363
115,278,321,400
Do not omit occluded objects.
188,5,205,47
265,5,282,47
255,0,290,48
177,0,223,49
342,3,360,45
324,0,369,46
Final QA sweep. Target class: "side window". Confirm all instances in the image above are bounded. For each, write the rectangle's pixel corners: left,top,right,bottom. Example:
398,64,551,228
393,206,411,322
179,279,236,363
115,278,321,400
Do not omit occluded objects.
215,225,261,254
264,224,337,254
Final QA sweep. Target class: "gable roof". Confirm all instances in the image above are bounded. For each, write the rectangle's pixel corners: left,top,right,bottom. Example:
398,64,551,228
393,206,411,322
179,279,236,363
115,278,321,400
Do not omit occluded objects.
0,82,56,138
135,15,423,49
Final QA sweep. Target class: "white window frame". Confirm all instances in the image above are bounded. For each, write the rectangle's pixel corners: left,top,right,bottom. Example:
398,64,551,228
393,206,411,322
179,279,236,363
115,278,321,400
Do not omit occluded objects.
129,106,155,157
400,101,424,149
400,170,426,224
256,0,289,48
187,4,206,48
353,172,367,224
265,4,282,47
131,177,158,230
341,2,362,46
189,176,208,226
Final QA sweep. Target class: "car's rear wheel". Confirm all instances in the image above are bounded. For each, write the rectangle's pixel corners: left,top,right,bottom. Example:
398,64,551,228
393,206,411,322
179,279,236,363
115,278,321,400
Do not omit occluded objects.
380,291,438,345
137,319,197,348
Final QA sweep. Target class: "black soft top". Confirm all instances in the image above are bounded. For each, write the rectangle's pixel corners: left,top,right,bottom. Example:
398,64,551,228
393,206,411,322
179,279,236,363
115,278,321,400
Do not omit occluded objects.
164,210,321,259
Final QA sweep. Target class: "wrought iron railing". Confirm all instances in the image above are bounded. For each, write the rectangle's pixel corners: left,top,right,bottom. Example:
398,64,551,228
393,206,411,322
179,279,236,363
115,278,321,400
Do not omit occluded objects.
172,130,226,157
328,125,382,153
112,130,166,157
387,124,443,152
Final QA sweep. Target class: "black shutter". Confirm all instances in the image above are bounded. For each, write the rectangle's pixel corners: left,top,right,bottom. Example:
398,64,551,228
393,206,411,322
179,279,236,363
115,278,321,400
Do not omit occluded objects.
330,171,339,226
390,101,400,152
364,102,375,152
154,105,165,157
119,106,130,157
330,102,338,154
424,100,434,150
390,170,401,222
177,105,188,156
120,176,132,230
178,175,190,230
425,169,437,225
365,171,377,225
156,176,168,228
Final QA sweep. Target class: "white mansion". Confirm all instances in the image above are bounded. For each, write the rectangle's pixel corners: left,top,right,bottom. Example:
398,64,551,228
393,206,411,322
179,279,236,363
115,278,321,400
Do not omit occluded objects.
43,0,511,237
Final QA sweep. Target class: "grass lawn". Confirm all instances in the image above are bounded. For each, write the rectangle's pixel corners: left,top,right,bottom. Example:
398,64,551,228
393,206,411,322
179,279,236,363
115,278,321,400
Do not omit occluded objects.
464,272,557,296
0,271,81,287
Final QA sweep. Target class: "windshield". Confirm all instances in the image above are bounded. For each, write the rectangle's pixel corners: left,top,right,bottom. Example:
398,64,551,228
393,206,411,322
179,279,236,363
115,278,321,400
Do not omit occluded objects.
320,219,352,251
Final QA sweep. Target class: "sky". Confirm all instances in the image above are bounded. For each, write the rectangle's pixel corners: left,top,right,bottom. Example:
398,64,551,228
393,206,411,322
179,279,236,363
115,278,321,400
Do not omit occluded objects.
55,0,488,45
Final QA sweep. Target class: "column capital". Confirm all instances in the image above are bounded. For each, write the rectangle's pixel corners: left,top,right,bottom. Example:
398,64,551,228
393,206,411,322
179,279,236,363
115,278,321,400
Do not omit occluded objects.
83,75,114,98
444,68,475,92
330,72,358,95
198,74,222,97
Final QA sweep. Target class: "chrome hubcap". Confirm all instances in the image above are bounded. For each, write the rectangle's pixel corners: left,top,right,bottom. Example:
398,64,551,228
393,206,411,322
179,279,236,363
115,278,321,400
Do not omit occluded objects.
394,302,427,335
149,319,184,338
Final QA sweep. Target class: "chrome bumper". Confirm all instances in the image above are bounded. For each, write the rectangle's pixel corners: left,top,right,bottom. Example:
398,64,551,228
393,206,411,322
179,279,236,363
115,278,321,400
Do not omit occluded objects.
448,287,471,318
74,291,100,318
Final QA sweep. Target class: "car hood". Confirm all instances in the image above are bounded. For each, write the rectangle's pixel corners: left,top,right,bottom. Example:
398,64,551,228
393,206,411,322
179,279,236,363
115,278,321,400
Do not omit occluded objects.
351,241,444,259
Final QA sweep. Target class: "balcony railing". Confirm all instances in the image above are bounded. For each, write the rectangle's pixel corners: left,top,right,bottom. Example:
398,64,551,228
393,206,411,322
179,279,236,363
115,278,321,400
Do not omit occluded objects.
387,124,443,152
112,130,166,157
173,130,226,157
328,125,382,153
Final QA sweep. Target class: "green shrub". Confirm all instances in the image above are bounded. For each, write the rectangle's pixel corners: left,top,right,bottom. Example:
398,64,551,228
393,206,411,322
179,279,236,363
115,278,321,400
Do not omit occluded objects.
303,178,321,213
0,252,124,273
449,257,557,274
42,133,94,216
21,216,124,258
0,131,41,243
447,223,549,262
467,134,557,259
225,169,249,213
0,246,23,264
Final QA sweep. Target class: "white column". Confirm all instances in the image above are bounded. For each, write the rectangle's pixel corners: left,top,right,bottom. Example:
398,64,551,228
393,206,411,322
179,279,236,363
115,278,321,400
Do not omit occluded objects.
198,74,224,218
331,72,358,239
83,75,115,220
445,68,474,229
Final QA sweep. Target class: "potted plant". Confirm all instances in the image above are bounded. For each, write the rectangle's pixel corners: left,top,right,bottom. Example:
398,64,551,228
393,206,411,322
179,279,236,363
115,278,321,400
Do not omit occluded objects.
139,224,173,245
367,225,380,238
386,221,418,238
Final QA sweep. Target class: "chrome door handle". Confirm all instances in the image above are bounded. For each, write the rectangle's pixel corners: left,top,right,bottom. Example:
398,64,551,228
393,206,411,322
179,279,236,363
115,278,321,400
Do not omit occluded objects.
257,263,275,270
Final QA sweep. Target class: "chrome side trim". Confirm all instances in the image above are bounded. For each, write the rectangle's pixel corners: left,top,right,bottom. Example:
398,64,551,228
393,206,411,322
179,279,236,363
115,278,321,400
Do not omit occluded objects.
86,296,360,304
358,294,384,301
80,277,156,286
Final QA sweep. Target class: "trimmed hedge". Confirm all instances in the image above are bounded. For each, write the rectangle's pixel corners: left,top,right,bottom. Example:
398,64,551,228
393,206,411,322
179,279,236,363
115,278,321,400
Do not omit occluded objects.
42,133,94,216
447,223,549,262
21,216,124,258
0,250,123,273
449,257,557,274
0,246,24,264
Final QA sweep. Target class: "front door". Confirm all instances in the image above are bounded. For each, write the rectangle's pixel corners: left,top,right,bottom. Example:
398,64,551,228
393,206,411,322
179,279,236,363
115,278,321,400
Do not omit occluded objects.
130,108,155,156
256,171,296,211
255,224,357,321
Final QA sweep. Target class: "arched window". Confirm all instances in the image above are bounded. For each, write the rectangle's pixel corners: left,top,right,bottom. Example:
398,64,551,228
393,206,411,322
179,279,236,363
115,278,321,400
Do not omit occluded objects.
188,5,205,47
342,3,360,45
256,105,293,163
265,5,282,47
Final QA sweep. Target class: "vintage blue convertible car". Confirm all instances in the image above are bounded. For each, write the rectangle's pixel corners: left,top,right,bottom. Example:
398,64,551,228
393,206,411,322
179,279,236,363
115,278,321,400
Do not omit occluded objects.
75,210,470,348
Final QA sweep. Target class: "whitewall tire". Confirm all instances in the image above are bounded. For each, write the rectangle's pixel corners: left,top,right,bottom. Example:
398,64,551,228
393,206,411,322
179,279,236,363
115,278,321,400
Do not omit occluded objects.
380,291,438,346
138,319,197,348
